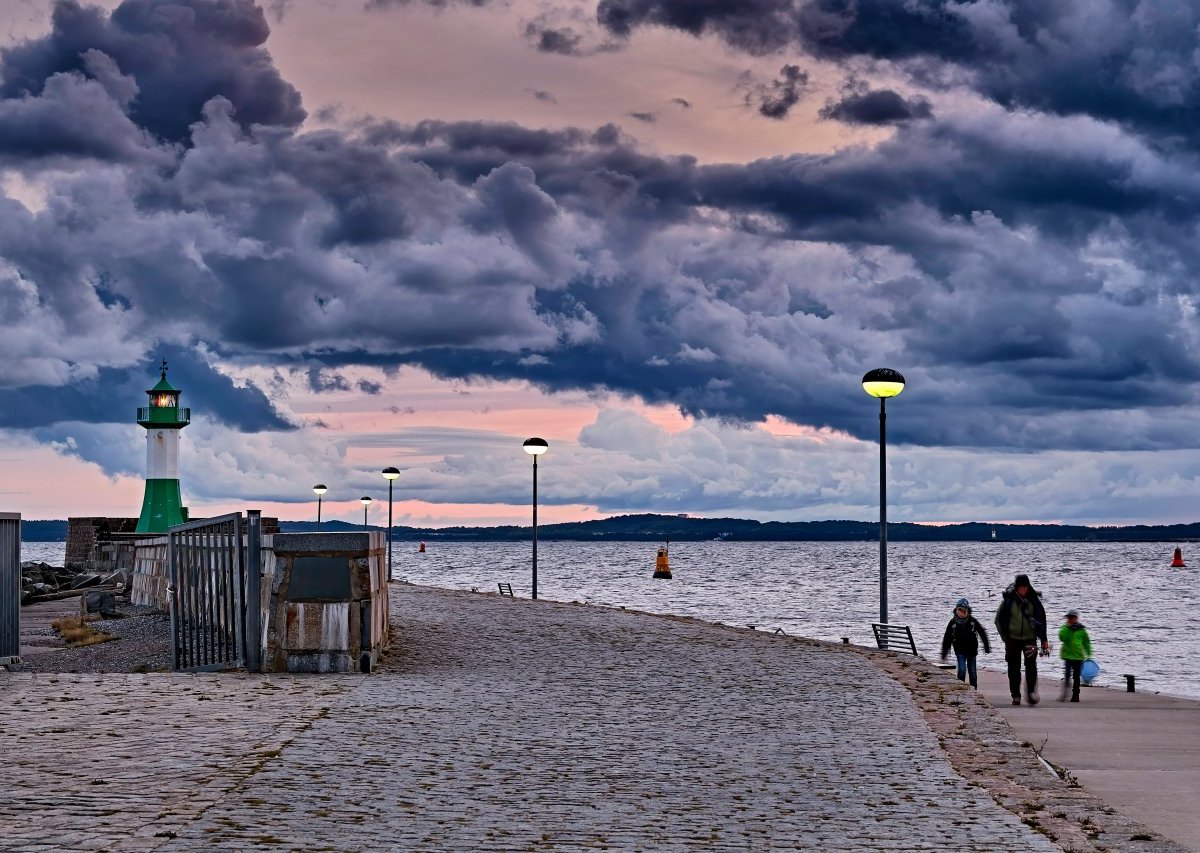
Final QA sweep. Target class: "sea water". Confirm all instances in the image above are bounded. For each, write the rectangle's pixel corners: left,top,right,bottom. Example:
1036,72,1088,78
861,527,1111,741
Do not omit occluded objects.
22,539,1195,699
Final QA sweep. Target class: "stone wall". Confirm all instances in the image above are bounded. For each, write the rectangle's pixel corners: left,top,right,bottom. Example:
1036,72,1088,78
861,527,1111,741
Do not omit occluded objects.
65,517,139,569
67,515,281,571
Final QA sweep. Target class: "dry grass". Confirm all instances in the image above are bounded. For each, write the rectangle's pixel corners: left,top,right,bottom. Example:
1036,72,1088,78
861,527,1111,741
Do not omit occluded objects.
51,615,117,647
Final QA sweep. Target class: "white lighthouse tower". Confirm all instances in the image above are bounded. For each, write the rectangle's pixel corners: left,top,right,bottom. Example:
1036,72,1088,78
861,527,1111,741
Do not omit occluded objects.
135,360,190,533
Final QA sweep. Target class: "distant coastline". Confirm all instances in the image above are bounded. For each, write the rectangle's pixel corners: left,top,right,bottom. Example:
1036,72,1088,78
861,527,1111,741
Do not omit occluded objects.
17,514,1200,543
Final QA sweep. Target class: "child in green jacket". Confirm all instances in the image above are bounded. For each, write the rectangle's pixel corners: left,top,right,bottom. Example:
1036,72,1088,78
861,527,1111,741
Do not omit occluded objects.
1058,609,1093,702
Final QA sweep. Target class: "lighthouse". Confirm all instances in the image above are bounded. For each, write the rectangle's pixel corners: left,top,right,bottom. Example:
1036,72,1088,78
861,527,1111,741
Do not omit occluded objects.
135,360,191,533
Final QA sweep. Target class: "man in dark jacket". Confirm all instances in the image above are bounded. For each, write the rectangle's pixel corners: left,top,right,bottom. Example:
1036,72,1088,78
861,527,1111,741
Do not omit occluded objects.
994,573,1049,705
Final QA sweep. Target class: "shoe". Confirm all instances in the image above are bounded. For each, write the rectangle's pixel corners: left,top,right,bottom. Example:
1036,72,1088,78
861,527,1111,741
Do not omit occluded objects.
1011,697,1021,705
1070,697,1079,703
1028,690,1040,706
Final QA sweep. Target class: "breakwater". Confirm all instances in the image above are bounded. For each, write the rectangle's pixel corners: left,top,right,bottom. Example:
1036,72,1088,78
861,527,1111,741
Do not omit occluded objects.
22,538,1197,698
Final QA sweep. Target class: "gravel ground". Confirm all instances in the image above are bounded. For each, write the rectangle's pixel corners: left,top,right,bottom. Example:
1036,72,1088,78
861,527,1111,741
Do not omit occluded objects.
12,598,173,673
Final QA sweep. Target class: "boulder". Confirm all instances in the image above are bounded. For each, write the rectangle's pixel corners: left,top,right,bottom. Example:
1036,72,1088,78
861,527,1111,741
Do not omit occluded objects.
100,569,130,589
80,590,119,618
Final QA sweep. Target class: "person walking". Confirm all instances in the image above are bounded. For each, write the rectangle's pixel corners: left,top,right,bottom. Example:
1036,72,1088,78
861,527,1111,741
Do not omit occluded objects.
1058,609,1093,702
994,573,1049,705
940,597,991,688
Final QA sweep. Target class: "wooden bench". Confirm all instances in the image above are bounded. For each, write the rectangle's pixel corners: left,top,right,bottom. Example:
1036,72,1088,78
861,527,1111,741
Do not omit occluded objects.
871,623,918,656
497,583,514,597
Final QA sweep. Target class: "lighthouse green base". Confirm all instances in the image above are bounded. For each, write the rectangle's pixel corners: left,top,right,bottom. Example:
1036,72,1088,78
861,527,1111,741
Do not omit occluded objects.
136,478,186,533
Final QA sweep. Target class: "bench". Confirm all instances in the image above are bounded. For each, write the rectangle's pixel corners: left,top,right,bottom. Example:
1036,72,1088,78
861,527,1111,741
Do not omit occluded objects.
871,623,918,656
497,583,514,597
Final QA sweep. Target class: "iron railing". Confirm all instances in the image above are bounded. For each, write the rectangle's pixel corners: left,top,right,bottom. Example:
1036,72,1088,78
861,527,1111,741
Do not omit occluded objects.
0,514,19,664
168,511,261,672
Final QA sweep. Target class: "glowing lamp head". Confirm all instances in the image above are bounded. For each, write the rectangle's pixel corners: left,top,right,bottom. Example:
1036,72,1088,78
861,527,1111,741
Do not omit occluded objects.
381,467,400,481
862,368,906,399
359,496,372,507
523,437,549,456
312,484,328,496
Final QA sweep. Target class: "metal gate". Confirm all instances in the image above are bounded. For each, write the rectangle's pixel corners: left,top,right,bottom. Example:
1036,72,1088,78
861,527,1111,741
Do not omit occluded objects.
168,511,262,672
0,513,20,664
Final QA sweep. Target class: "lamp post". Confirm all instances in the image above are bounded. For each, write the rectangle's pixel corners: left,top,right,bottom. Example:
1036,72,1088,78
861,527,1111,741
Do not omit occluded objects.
522,437,549,599
313,484,327,531
382,467,399,582
862,368,905,624
360,496,372,531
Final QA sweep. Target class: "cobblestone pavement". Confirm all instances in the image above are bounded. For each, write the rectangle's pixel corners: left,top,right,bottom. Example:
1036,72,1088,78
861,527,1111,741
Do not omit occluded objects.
2,585,1064,852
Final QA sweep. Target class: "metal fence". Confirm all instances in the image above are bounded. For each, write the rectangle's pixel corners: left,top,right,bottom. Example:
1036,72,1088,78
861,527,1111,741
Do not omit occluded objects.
0,513,19,664
168,511,261,672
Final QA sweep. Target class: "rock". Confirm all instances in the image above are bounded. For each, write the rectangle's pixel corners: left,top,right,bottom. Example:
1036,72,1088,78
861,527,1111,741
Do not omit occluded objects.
69,574,102,590
81,590,118,618
100,570,130,589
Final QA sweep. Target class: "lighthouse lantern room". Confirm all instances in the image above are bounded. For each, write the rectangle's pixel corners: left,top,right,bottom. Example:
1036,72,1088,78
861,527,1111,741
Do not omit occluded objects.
135,360,191,533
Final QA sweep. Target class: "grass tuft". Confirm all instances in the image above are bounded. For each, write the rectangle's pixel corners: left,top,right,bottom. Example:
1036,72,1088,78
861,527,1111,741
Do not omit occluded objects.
51,615,117,647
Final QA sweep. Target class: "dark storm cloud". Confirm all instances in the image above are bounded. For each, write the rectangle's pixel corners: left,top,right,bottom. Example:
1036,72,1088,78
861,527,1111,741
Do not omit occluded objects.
524,22,584,56
366,0,488,7
9,0,1200,458
595,0,1200,145
0,64,159,164
0,348,288,430
743,65,809,119
819,87,932,125
306,368,352,393
597,0,801,55
0,0,305,145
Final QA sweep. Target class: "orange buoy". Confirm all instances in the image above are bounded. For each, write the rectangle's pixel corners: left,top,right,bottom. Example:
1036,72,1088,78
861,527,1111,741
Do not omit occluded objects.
1171,546,1185,567
418,541,426,553
653,545,671,579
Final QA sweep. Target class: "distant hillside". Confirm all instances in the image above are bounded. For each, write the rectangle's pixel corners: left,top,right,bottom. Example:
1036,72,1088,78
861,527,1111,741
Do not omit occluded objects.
276,514,1200,542
20,514,1200,542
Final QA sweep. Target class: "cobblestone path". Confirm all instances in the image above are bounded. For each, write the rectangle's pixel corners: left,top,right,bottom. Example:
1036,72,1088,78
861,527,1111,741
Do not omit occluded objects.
1,586,1060,852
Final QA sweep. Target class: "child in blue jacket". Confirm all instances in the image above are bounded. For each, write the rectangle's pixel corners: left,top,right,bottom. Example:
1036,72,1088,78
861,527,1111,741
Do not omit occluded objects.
940,597,992,688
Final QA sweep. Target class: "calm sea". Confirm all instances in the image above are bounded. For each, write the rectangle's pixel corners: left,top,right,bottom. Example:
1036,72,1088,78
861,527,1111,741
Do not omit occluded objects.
22,539,1195,699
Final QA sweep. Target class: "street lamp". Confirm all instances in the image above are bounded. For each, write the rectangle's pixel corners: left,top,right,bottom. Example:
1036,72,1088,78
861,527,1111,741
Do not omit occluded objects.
382,467,400,582
522,437,549,599
313,484,328,531
862,368,905,624
360,496,372,531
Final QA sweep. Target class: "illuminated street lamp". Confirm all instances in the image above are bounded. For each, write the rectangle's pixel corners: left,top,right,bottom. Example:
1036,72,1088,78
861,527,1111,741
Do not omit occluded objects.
360,495,372,531
313,484,328,531
382,467,400,582
862,368,905,624
522,437,549,599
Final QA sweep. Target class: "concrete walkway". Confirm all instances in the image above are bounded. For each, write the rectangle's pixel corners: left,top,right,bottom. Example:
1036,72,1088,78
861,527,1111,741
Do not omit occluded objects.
0,586,1185,851
978,668,1200,851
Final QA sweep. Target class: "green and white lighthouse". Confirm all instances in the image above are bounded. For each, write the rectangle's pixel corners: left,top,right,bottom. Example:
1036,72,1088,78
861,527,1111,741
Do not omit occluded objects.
135,360,191,533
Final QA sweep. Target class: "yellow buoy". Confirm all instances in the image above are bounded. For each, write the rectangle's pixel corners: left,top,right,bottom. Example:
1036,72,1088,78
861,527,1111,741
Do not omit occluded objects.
653,545,671,579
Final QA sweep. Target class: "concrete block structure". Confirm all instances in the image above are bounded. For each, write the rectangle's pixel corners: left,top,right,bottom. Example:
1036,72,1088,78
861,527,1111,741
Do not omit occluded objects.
267,532,389,673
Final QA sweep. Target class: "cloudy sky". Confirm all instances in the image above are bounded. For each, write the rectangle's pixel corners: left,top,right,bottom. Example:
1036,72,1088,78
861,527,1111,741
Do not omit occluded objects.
2,0,1200,527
